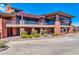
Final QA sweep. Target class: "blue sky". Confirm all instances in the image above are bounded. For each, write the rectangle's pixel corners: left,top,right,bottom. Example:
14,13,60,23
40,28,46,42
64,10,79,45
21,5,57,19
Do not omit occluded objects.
10,3,79,26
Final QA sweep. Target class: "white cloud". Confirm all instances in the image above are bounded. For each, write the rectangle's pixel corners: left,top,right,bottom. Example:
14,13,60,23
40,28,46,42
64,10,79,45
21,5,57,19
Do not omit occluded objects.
0,4,6,13
0,4,4,7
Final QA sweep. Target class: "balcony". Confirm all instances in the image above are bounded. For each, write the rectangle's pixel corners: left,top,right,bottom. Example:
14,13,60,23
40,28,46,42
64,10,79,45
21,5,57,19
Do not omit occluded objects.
61,23,70,27
6,20,55,27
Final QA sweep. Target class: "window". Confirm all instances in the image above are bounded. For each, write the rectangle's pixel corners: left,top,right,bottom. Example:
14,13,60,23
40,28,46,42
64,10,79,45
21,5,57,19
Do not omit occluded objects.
59,16,70,25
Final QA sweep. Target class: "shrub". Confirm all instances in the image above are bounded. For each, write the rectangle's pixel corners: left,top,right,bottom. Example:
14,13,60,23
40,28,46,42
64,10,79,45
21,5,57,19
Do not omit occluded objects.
32,30,40,37
27,35,32,38
21,31,28,38
52,33,60,36
43,34,48,37
0,40,5,48
33,33,40,37
21,31,33,38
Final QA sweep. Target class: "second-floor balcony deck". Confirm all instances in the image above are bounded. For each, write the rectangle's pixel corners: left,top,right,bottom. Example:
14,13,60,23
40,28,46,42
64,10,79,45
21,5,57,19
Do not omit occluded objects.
6,20,55,27
6,20,70,27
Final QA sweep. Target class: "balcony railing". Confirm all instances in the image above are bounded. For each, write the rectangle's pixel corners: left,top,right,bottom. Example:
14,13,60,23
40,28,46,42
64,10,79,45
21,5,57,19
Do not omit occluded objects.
61,23,69,26
7,20,55,25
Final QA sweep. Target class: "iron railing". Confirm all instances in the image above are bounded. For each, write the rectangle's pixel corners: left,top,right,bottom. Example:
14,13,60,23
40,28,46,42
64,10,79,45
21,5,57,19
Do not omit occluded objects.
7,20,55,25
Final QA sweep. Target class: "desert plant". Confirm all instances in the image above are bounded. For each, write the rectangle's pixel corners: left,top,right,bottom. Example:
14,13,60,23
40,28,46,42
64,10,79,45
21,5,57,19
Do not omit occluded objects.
21,31,28,38
32,30,40,37
21,31,33,38
0,40,5,48
27,35,32,38
33,33,40,37
52,33,60,36
43,34,48,37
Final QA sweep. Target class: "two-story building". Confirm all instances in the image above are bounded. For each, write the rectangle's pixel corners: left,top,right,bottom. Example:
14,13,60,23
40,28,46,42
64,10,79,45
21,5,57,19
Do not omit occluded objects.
0,4,75,38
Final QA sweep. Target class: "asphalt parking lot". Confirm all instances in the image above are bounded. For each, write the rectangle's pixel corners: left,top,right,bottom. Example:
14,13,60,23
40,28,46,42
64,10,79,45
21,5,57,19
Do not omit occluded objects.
0,33,79,55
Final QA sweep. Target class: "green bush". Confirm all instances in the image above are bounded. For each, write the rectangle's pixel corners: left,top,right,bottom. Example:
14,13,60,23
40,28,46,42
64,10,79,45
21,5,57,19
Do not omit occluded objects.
52,33,60,36
0,40,4,48
21,31,33,38
32,30,40,37
27,35,32,38
43,34,48,37
33,33,40,37
21,32,28,38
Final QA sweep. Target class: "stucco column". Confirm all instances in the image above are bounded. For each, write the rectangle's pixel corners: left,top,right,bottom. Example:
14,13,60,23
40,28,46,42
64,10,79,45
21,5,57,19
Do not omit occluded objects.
20,16,25,36
54,15,61,33
65,28,68,32
20,28,25,36
20,19,24,24
20,14,24,25
40,28,43,34
69,24,73,33
31,28,35,34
